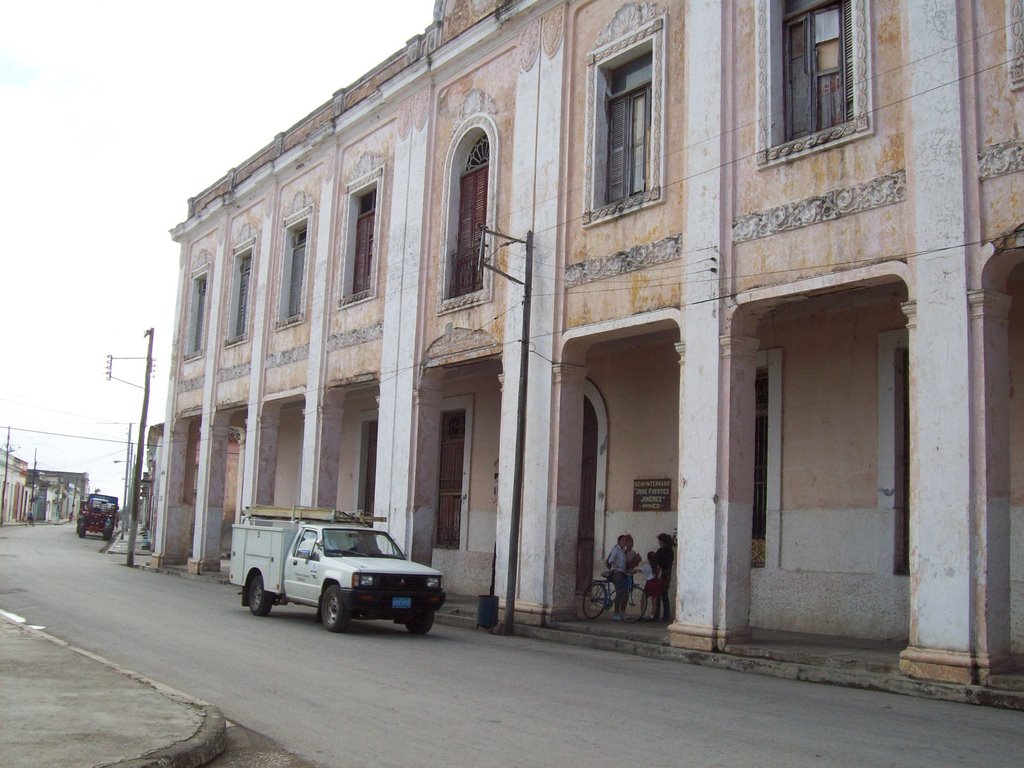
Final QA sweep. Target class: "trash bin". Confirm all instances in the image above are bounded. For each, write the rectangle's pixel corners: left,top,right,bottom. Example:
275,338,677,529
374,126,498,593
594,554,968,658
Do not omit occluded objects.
477,594,499,629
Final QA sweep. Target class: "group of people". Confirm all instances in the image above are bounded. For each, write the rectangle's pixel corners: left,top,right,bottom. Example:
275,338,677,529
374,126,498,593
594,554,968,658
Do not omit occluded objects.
605,532,675,622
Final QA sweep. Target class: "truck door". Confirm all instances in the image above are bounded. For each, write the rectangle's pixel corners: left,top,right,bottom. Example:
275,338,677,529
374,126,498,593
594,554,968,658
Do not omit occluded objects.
283,528,320,604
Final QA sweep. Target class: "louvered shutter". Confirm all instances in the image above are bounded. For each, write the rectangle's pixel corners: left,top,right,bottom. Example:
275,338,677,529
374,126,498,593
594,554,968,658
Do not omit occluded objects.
235,258,250,337
785,17,810,140
453,166,487,296
842,0,854,120
288,231,305,317
607,96,627,202
353,210,374,294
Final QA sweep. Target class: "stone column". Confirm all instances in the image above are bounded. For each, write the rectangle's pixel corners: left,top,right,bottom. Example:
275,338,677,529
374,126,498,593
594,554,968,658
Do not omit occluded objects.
671,335,758,651
546,363,587,620
409,373,443,565
901,293,1014,682
314,389,346,509
152,419,191,567
255,406,281,506
189,413,231,574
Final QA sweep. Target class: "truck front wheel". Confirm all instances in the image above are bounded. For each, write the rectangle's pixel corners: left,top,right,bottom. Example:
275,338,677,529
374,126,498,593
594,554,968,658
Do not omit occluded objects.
77,521,86,538
321,585,351,633
405,610,435,635
247,573,274,617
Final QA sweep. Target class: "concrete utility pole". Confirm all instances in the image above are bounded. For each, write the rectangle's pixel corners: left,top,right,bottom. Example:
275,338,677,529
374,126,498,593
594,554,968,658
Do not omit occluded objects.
480,228,533,636
126,328,154,568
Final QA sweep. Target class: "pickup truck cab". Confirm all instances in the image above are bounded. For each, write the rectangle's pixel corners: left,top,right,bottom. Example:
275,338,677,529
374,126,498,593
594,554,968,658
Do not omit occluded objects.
230,509,445,635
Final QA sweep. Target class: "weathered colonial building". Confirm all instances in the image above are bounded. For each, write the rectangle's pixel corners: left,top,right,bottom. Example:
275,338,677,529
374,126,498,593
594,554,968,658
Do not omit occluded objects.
155,0,1024,685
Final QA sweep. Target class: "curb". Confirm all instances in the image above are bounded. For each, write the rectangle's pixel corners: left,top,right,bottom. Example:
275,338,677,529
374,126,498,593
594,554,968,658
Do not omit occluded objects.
112,706,226,768
435,609,1024,712
2,617,227,768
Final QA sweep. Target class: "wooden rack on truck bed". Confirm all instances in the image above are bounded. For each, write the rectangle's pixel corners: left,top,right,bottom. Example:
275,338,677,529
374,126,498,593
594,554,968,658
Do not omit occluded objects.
243,504,386,526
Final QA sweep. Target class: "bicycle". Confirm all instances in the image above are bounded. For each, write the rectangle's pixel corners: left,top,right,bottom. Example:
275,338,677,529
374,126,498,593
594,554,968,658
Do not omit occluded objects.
581,572,647,623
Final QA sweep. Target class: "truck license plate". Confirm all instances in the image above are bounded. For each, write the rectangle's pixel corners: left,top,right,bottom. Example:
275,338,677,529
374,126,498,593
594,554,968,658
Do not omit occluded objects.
392,597,412,609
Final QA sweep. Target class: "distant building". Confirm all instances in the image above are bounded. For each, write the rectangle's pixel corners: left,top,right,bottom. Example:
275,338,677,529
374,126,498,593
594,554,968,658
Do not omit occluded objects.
156,1,1023,686
1,448,30,524
27,470,88,522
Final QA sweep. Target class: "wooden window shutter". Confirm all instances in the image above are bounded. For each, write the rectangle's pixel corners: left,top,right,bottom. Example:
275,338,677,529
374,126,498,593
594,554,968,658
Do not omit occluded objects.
842,0,854,120
785,17,811,140
353,209,374,295
606,96,627,203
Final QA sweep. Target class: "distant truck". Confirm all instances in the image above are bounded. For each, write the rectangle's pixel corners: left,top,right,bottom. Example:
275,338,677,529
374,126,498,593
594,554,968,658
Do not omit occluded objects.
229,506,446,635
77,493,119,540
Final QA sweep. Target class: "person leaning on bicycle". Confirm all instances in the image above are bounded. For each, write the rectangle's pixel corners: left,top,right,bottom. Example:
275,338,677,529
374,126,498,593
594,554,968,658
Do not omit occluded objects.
605,534,641,620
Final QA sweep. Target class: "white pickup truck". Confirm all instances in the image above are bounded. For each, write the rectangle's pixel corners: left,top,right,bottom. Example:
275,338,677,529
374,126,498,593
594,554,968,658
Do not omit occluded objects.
229,507,446,635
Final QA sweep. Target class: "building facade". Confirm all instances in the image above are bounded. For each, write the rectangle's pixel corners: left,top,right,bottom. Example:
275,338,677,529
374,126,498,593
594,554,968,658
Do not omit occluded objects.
155,0,1024,685
1,448,30,524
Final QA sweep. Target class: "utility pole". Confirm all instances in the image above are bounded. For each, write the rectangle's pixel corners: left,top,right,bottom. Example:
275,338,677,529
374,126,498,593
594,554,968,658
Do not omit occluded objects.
1,426,10,526
120,425,132,539
126,328,154,568
480,227,533,636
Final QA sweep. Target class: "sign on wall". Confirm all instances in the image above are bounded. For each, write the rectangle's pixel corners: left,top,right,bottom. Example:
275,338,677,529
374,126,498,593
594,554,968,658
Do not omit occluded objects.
633,478,671,512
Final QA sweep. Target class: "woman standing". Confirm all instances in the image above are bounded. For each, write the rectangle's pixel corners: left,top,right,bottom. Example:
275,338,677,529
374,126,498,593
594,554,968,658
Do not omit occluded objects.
654,533,674,622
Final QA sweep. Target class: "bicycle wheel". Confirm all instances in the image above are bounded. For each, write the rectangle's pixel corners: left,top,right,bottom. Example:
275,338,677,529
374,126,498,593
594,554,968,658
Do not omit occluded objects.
582,580,610,619
621,583,647,623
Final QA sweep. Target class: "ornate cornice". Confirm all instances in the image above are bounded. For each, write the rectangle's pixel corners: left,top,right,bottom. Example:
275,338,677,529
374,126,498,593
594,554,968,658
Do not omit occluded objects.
284,190,314,219
216,362,251,383
565,233,681,288
732,170,906,243
192,248,212,273
178,376,204,394
326,322,383,352
347,153,386,186
424,324,499,365
979,138,1024,180
264,345,309,369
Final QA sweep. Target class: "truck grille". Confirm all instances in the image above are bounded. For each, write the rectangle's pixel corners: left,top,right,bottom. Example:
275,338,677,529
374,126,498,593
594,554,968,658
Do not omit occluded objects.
378,574,431,590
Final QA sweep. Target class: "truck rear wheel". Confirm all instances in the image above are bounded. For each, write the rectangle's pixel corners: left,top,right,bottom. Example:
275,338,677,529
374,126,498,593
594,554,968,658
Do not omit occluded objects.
321,585,351,633
405,610,435,635
247,573,274,617
77,521,86,538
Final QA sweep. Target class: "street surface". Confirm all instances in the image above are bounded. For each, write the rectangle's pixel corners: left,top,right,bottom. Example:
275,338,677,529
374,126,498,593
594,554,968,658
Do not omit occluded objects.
1,523,1021,768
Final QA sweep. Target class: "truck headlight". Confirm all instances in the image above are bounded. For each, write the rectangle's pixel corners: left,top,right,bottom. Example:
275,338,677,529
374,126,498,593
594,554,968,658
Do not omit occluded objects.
353,573,377,588
426,576,441,589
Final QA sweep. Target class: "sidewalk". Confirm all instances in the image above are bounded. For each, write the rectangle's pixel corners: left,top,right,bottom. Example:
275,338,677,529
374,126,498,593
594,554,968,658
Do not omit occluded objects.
0,615,225,768
139,558,1024,712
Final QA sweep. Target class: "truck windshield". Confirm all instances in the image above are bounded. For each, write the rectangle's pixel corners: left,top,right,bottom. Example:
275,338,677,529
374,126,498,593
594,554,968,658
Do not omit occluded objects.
321,529,404,559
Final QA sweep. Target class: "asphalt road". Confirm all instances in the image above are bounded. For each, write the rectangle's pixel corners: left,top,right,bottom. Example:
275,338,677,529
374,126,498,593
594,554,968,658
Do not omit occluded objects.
1,523,1021,768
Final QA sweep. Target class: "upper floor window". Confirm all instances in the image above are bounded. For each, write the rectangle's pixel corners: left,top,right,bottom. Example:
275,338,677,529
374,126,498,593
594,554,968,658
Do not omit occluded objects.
228,251,252,342
186,273,207,357
757,0,872,165
784,1,848,141
583,10,665,225
606,55,652,204
449,135,489,299
352,189,376,297
280,224,307,323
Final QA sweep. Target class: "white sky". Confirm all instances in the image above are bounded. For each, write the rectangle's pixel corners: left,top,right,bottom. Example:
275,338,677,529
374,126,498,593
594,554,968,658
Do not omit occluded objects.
0,0,432,498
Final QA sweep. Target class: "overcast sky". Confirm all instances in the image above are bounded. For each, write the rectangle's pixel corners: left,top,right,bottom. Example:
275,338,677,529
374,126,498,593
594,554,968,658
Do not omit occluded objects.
0,1,432,499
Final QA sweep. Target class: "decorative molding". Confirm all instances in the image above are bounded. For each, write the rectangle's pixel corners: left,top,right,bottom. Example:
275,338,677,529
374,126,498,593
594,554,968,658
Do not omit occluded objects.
326,322,383,352
413,88,430,132
732,170,906,243
596,2,664,47
756,0,873,166
439,289,489,314
178,376,204,394
978,138,1024,180
347,153,386,186
583,8,665,225
1011,1,1024,88
440,87,497,132
233,222,258,251
192,248,212,273
542,7,565,58
424,324,499,365
518,18,541,72
565,233,681,287
284,190,314,219
264,345,309,369
216,363,251,383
